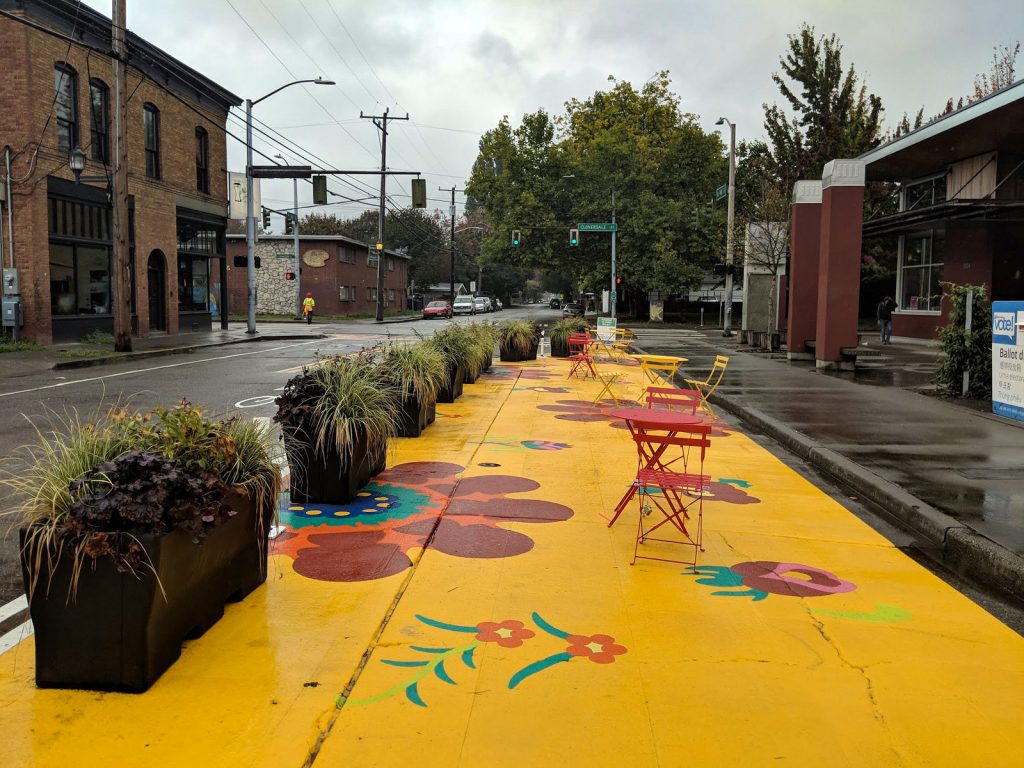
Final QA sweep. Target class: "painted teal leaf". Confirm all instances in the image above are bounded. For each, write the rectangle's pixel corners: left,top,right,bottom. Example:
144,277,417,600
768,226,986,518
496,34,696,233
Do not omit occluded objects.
508,652,572,689
712,588,768,601
531,612,570,639
381,659,430,668
405,682,426,707
461,647,476,670
410,645,453,654
434,660,457,685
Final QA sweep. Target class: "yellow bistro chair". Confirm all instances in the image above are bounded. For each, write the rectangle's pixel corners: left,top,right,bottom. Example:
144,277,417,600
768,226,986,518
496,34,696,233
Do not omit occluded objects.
684,355,729,415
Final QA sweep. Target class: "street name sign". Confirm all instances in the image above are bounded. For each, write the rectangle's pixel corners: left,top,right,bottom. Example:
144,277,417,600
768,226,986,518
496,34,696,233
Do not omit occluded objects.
716,184,727,201
578,222,617,232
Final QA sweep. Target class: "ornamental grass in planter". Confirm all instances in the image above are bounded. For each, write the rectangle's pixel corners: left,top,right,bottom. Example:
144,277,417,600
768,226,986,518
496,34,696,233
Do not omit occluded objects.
498,319,539,362
274,350,400,504
463,322,499,383
3,401,281,692
376,341,447,437
427,323,473,402
549,317,589,357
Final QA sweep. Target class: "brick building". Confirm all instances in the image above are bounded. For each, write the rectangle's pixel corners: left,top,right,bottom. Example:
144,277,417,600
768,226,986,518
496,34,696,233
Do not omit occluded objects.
226,234,410,317
0,0,240,343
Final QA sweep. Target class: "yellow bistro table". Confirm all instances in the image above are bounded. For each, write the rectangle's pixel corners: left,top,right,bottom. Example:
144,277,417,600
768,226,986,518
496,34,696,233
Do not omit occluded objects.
631,353,687,384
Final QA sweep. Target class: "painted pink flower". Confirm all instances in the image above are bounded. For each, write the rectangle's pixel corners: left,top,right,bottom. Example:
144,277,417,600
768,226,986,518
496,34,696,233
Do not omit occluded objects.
475,619,535,648
565,633,628,664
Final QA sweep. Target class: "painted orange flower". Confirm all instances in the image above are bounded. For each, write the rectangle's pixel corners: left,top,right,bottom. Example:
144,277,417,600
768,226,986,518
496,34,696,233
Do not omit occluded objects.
475,619,536,648
565,633,628,664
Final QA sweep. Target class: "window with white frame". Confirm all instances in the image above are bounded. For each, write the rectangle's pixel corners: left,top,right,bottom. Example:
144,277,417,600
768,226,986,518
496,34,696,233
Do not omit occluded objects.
339,285,349,301
898,229,944,312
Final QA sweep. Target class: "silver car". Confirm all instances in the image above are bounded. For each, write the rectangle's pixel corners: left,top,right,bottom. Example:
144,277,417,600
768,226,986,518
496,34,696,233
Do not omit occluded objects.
473,296,491,313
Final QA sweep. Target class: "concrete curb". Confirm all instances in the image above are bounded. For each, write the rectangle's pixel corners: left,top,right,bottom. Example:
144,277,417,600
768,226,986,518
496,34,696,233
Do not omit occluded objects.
51,334,327,371
709,391,1024,602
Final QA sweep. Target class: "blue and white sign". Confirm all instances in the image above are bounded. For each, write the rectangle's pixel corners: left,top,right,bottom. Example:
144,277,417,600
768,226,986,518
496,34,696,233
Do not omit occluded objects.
992,301,1024,421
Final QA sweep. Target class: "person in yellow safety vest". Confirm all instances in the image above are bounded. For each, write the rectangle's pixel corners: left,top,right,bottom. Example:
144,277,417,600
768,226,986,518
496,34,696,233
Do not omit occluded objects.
302,292,315,324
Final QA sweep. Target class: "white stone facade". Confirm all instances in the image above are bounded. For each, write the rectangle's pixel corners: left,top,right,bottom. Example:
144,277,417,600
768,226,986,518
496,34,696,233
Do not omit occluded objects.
254,240,299,314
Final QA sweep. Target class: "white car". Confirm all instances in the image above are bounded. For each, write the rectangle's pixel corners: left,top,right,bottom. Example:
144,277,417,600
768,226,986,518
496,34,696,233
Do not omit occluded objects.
473,296,491,313
453,296,477,315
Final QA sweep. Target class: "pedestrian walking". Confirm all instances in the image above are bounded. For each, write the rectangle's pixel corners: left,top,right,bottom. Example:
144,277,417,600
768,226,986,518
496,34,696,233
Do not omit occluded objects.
302,292,316,325
877,295,895,344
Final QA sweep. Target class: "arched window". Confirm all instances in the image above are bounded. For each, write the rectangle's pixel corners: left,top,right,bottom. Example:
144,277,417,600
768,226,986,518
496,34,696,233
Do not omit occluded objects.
143,103,160,179
89,78,109,163
54,63,78,153
195,127,209,193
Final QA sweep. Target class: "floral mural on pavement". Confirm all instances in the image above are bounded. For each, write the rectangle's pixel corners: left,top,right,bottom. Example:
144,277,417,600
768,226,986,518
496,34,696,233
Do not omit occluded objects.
346,612,628,708
273,462,574,582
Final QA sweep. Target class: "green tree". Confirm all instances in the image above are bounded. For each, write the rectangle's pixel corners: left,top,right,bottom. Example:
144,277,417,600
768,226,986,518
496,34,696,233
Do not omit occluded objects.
763,24,883,192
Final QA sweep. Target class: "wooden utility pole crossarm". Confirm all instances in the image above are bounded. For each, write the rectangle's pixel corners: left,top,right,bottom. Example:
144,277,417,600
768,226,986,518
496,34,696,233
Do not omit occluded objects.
111,0,131,351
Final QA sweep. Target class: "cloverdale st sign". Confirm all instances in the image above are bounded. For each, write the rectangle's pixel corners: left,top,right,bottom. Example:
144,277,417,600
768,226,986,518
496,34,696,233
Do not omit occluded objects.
577,222,617,232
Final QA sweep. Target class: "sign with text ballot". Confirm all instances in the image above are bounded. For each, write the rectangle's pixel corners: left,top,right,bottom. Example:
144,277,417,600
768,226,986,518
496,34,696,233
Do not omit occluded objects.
992,301,1024,421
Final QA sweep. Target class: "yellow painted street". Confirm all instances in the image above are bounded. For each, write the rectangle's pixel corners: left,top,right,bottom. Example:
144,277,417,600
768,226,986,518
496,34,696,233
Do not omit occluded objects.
1,357,1022,767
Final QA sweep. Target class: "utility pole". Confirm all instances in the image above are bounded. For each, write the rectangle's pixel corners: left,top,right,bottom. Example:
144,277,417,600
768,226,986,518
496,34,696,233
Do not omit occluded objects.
111,0,131,351
291,177,300,319
611,190,617,321
440,186,465,307
717,117,737,337
362,108,408,321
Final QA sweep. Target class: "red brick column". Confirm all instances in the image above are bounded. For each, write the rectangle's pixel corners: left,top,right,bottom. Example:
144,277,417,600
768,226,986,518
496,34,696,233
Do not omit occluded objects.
786,180,822,360
815,160,865,370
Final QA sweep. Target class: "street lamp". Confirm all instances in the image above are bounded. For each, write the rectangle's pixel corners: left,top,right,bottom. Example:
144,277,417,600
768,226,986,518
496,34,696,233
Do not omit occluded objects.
561,175,617,319
245,77,334,334
68,147,86,183
715,117,736,337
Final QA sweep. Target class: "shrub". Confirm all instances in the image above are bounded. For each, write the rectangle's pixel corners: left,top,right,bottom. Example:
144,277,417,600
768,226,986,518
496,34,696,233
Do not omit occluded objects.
426,322,474,371
934,282,991,398
377,341,448,403
550,317,588,344
498,320,537,356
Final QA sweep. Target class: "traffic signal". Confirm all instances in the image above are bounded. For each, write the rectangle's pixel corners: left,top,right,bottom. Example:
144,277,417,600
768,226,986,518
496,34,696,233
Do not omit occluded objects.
312,175,327,205
411,178,427,208
284,213,294,235
283,271,296,281
261,208,271,229
512,229,520,247
616,276,622,285
569,228,579,246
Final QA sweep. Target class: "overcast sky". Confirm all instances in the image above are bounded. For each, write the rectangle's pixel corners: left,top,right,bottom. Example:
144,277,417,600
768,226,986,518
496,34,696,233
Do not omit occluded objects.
80,0,1022,223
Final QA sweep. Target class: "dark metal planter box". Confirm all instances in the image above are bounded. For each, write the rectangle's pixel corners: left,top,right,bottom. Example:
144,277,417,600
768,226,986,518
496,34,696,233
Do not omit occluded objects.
500,340,540,362
550,337,569,357
437,363,465,403
396,393,431,438
285,427,385,505
20,493,270,693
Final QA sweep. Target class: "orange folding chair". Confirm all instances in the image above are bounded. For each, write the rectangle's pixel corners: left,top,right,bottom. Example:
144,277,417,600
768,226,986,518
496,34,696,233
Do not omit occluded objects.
632,424,712,567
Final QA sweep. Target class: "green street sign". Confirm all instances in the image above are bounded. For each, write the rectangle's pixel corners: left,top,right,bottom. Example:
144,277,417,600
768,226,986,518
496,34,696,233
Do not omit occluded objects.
715,184,727,201
275,253,293,259
610,291,617,302
578,222,617,232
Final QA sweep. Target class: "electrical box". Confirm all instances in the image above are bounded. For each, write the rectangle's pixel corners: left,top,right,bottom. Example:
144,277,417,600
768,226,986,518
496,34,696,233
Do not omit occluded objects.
2,268,18,295
2,297,21,327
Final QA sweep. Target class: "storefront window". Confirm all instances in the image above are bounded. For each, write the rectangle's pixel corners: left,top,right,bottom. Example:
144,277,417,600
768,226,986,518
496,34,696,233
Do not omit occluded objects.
899,230,944,311
49,243,111,315
178,255,209,311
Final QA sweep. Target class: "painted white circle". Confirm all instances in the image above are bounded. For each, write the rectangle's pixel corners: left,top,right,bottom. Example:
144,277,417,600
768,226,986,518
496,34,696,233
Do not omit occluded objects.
234,395,277,409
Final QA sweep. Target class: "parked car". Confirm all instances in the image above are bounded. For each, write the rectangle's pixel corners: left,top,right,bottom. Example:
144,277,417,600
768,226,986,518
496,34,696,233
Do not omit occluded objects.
453,296,477,315
473,296,491,314
422,300,452,319
562,302,584,317
549,298,561,309
493,298,503,311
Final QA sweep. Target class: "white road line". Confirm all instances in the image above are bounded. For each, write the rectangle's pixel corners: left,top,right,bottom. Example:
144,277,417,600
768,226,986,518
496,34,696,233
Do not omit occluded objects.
0,619,33,656
0,595,27,623
0,339,326,399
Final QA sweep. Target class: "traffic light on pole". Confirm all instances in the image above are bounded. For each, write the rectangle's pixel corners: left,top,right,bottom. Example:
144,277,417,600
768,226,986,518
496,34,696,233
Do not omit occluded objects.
511,229,521,247
261,208,270,229
284,213,294,235
569,228,579,246
283,271,296,281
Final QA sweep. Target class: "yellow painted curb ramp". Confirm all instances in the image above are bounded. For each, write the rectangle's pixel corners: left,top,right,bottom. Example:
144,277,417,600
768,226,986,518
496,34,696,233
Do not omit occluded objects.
2,358,1022,767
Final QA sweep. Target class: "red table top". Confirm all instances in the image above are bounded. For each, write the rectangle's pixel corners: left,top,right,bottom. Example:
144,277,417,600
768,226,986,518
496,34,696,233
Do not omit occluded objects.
609,408,703,428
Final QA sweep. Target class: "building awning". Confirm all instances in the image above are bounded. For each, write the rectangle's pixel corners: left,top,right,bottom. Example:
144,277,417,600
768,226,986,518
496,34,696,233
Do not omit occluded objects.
860,80,1024,181
862,199,1024,237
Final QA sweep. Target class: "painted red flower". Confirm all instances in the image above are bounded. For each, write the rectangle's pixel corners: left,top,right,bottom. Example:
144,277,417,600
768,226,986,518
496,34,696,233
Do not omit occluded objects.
475,619,536,648
565,633,628,664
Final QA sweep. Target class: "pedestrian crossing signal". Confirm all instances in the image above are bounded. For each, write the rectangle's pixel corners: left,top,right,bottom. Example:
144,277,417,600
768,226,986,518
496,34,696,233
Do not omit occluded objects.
284,271,296,281
512,229,520,246
569,228,579,246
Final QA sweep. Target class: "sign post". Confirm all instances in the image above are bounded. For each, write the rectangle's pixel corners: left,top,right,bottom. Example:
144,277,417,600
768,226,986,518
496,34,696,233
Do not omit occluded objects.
992,300,1024,421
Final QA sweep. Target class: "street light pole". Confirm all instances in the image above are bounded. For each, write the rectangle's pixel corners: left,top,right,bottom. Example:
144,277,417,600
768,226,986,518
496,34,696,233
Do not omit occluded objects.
611,190,616,321
245,78,334,335
717,117,736,336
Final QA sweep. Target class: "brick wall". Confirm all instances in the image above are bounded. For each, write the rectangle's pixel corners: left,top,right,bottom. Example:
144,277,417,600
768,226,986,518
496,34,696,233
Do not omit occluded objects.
0,12,233,342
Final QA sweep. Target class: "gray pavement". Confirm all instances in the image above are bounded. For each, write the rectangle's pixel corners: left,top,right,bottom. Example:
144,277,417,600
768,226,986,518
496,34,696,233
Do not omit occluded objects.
631,325,1024,604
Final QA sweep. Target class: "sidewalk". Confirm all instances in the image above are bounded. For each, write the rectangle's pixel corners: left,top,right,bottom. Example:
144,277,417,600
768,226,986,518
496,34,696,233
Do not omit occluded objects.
631,326,1024,602
1,356,1021,766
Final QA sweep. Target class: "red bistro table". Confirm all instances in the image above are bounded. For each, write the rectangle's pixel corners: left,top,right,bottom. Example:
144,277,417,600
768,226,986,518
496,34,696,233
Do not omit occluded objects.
607,408,703,528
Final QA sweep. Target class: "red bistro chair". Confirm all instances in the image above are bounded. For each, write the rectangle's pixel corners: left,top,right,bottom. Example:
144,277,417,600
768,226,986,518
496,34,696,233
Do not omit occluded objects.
644,387,702,414
631,423,712,567
567,332,596,379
